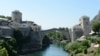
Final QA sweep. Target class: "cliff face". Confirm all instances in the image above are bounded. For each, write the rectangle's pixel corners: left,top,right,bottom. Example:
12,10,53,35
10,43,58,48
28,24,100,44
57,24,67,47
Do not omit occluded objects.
21,31,42,54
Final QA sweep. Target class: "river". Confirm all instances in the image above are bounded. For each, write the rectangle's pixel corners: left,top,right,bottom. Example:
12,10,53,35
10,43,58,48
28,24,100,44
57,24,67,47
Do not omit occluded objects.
23,44,68,56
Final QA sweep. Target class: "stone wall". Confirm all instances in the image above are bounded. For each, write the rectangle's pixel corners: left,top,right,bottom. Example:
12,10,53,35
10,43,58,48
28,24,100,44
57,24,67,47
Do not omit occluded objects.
0,26,13,36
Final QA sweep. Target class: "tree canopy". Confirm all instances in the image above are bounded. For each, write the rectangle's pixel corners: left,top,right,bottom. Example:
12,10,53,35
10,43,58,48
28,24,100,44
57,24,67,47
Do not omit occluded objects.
92,21,100,34
91,10,100,34
0,15,12,20
47,30,66,41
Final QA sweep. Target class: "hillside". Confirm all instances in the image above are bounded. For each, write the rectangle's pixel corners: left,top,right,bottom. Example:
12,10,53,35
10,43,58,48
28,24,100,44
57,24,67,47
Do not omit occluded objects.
91,10,100,24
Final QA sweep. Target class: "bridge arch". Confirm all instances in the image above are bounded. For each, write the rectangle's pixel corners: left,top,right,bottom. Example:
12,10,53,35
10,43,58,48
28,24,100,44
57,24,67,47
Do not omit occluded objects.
40,29,71,45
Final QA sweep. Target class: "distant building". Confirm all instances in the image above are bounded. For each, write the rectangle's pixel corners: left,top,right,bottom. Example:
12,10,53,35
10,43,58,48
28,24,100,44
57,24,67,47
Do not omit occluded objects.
0,10,92,52
0,26,13,36
70,16,91,42
0,18,10,26
0,10,42,52
79,16,91,36
12,10,22,23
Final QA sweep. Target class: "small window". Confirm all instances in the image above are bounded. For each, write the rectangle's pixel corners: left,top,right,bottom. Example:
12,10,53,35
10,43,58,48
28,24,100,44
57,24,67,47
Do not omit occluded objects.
86,21,88,25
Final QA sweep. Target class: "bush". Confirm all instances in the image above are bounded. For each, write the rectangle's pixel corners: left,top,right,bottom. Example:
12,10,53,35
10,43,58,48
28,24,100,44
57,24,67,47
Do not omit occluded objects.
65,39,91,55
0,46,8,56
95,37,100,44
92,21,100,34
80,40,91,48
65,42,83,54
84,49,87,54
0,38,18,56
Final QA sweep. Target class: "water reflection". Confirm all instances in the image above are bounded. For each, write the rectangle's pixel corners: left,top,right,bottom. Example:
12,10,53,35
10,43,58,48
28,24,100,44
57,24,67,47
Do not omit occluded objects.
23,44,68,56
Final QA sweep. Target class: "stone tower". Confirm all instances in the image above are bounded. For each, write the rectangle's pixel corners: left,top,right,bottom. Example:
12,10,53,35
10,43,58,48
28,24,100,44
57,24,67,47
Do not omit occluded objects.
80,16,91,36
12,10,22,23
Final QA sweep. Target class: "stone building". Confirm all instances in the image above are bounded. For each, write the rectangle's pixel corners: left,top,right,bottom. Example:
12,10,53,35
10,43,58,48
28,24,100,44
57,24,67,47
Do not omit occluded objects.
0,18,13,37
70,24,83,42
79,16,91,36
0,26,13,36
0,10,41,52
0,10,92,52
19,23,31,37
12,10,22,23
0,18,10,26
70,16,91,42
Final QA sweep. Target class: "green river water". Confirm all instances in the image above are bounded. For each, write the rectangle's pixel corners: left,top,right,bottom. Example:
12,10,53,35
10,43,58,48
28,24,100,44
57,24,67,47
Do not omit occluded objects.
22,44,68,56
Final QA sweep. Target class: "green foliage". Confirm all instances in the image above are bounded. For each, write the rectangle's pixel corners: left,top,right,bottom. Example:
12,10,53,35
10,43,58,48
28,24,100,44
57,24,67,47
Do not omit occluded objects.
95,37,100,44
87,36,100,44
6,16,12,20
94,46,100,56
65,36,100,56
47,30,66,42
7,38,17,49
59,27,68,31
0,38,17,56
92,21,100,33
0,15,12,20
0,15,6,18
65,42,83,54
80,40,91,48
65,40,91,55
91,11,100,34
0,47,8,56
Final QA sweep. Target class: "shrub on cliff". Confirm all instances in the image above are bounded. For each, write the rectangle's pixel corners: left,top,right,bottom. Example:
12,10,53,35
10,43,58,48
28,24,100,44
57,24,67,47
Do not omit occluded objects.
65,42,83,54
94,46,100,56
0,46,8,56
0,38,17,56
92,21,100,34
65,40,91,55
95,37,100,44
80,40,91,48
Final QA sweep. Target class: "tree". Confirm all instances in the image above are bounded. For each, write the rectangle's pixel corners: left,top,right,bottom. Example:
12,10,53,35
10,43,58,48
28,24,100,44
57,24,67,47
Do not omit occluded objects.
47,31,66,42
0,15,12,20
0,15,6,18
80,40,91,48
65,42,84,55
92,21,100,34
0,38,17,56
65,40,91,55
6,16,12,20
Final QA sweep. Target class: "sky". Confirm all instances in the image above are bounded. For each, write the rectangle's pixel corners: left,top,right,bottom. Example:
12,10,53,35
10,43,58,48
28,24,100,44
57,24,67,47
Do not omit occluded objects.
0,0,100,30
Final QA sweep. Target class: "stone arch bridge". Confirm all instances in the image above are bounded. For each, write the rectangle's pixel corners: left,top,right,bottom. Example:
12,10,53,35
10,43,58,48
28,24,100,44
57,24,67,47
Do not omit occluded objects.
40,29,71,42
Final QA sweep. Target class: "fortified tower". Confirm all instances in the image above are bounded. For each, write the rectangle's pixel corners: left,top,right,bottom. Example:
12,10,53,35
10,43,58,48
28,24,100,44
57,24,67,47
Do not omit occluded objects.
80,16,91,36
12,10,22,23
